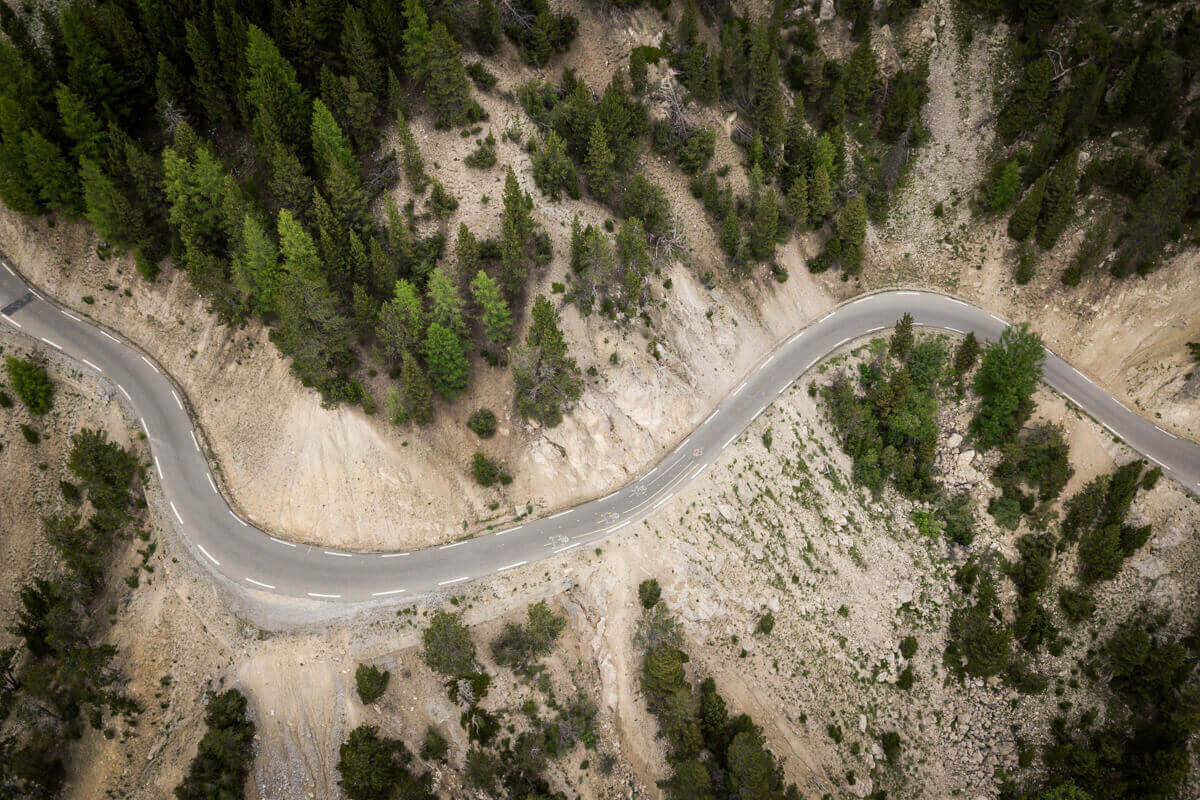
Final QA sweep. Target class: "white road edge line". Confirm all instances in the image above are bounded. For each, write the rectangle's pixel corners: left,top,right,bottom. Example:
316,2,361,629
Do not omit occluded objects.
245,578,275,589
324,551,352,557
207,474,217,493
732,381,747,395
494,526,522,536
695,464,709,477
496,561,528,572
438,576,470,586
379,552,409,557
704,410,718,425
81,358,101,372
549,510,572,519
63,311,81,322
2,262,12,274
652,497,670,510
439,541,467,549
229,509,248,527
172,390,183,409
191,431,200,451
140,418,150,437
196,545,219,565
372,588,406,596
40,337,62,350
119,384,131,401
140,355,159,373
608,521,631,533
1,313,20,328
270,536,297,548
554,542,581,553
169,501,183,524
307,592,341,598
154,456,163,480
722,435,737,449
100,331,119,343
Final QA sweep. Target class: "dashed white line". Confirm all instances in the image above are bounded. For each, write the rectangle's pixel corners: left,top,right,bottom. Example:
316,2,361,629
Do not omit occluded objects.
897,291,920,296
190,431,200,451
496,561,528,572
554,542,581,553
945,327,964,334
228,509,248,527
199,545,222,566
245,578,275,589
140,355,159,373
207,474,217,493
172,390,183,409
732,381,747,396
379,552,409,558
834,337,852,348
789,332,802,343
1162,430,1179,440
372,588,406,596
608,521,631,533
270,536,297,548
81,358,101,372
652,497,670,511
2,262,12,274
493,526,522,536
169,502,183,524
307,592,341,599
722,435,737,449
439,541,467,549
549,510,572,520
140,418,150,437
764,353,776,366
695,464,709,478
324,551,352,557
40,337,62,350
704,410,718,425
154,456,163,481
1,313,20,328
118,384,131,401
29,290,42,300
100,331,119,342
437,576,469,586
62,311,81,322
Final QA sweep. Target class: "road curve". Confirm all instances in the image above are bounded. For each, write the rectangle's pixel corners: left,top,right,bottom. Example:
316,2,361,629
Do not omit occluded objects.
2,259,1197,602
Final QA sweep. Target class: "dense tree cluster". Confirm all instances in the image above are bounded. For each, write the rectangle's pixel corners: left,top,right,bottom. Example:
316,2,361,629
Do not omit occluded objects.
0,429,144,797
966,0,1200,284
175,689,256,800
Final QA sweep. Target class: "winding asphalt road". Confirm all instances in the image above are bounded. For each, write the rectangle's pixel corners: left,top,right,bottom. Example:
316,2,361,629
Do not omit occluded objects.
2,256,1197,602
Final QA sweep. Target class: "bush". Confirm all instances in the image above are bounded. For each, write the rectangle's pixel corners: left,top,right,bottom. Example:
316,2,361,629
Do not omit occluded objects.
899,635,918,659
420,728,448,761
467,409,497,438
491,600,566,672
20,424,40,444
895,665,915,690
756,612,775,635
1057,586,1095,624
638,578,661,609
355,664,390,704
176,690,255,800
471,452,507,486
879,731,902,765
5,356,54,414
422,611,476,677
0,389,11,408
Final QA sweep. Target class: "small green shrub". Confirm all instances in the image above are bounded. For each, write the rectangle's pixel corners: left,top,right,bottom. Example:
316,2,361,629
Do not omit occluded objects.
355,663,390,704
5,356,54,414
0,389,11,408
827,723,844,743
879,731,902,764
756,611,775,635
471,452,508,486
421,727,448,761
20,423,40,444
638,578,661,609
895,665,915,690
899,635,918,659
468,409,497,438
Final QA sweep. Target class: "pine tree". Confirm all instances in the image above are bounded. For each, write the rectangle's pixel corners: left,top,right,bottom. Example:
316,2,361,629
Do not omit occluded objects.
569,214,584,272
79,157,130,244
473,0,503,56
399,349,434,424
376,279,426,363
350,282,378,341
532,130,576,200
340,6,382,99
311,98,356,179
396,110,427,192
844,32,877,117
584,119,615,200
232,214,280,314
996,56,1052,143
629,46,648,95
615,218,650,309
385,195,414,267
837,195,868,273
1035,151,1077,250
748,22,785,154
402,0,432,84
499,166,533,296
984,158,1021,212
890,313,914,360
1061,210,1112,286
21,131,78,213
677,0,699,52
751,187,779,261
700,49,720,104
786,175,808,229
470,270,512,347
424,23,474,128
573,225,614,314
266,140,313,217
455,223,481,283
423,321,469,398
244,25,310,152
512,295,582,427
427,267,466,338
952,331,980,379
1007,175,1045,242
597,72,641,171
54,86,107,163
809,165,833,224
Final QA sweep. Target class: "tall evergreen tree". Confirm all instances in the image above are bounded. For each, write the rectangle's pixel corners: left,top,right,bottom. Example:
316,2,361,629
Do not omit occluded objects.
424,23,473,128
499,166,534,296
996,56,1052,143
427,267,466,338
470,270,512,348
809,164,833,224
1035,151,1077,250
837,195,868,273
751,187,779,261
615,218,650,309
244,25,310,152
231,213,280,314
396,110,427,192
21,131,78,213
584,118,615,200
376,279,426,363
1007,175,1045,242
512,295,582,427
340,6,382,99
844,33,877,117
422,321,469,399
402,0,432,85
398,349,434,424
473,0,503,56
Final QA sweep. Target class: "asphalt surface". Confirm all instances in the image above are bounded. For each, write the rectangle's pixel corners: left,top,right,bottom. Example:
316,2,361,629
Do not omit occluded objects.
2,257,1197,603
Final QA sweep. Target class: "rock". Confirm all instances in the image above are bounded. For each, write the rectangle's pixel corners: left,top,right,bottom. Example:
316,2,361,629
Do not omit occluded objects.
947,433,963,449
819,0,835,21
849,776,874,798
1152,528,1184,551
858,714,868,733
767,595,781,613
717,503,739,523
896,583,915,606
1134,555,1167,580
957,449,976,467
